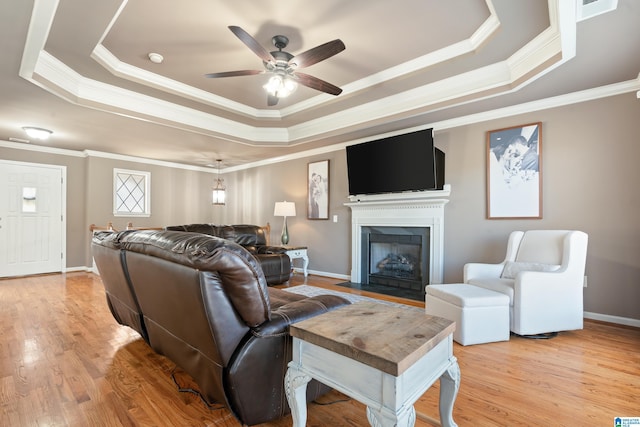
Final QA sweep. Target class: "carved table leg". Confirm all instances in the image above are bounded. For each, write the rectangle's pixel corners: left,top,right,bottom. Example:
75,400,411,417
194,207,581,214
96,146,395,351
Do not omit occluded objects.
439,357,461,427
366,405,416,427
285,365,312,427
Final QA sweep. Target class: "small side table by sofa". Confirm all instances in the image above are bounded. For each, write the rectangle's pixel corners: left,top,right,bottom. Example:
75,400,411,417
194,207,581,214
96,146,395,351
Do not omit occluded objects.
285,301,460,426
284,246,309,277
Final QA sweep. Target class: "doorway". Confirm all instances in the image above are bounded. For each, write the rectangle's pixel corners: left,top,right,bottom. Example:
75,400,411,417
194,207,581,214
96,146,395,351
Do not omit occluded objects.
0,160,66,277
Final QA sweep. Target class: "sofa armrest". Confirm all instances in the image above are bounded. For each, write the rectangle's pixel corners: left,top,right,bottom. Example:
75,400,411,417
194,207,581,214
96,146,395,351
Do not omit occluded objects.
253,295,350,337
255,245,289,255
227,293,350,424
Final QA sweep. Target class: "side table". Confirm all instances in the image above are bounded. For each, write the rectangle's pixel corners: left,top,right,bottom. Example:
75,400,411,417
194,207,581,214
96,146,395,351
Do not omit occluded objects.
284,246,309,277
285,301,460,426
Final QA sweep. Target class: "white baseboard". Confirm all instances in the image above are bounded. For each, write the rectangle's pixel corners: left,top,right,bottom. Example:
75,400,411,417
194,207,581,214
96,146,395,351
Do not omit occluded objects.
295,268,350,281
64,266,91,273
64,265,99,274
584,311,640,328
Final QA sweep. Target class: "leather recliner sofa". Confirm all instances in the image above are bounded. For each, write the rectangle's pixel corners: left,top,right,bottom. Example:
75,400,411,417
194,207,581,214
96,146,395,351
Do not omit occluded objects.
165,224,292,285
92,229,350,426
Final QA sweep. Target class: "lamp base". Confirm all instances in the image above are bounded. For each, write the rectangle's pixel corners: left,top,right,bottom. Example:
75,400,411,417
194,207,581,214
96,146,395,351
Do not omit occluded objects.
281,218,289,245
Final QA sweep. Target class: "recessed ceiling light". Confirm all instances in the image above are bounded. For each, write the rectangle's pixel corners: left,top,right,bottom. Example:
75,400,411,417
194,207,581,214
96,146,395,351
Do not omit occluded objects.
22,126,53,140
148,52,164,64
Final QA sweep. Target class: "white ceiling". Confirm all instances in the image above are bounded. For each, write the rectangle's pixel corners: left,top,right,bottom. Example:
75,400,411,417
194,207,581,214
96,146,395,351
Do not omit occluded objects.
1,0,639,170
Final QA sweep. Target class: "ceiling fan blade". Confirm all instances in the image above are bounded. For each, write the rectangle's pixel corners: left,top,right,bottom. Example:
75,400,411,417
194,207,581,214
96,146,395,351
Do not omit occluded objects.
228,26,275,64
267,94,279,106
289,39,345,69
204,70,263,78
294,72,343,95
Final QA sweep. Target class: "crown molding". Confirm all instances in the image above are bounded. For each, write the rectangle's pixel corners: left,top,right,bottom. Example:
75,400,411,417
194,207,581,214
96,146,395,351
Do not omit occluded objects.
91,45,281,120
0,139,85,157
20,0,580,149
34,51,290,145
3,77,638,174
91,2,501,120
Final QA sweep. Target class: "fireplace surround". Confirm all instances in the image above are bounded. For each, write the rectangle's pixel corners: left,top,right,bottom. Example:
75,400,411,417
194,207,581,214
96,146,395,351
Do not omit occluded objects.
345,185,450,291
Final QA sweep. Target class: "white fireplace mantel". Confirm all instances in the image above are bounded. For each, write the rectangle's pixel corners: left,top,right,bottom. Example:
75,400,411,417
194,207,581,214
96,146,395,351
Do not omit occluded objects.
345,185,450,286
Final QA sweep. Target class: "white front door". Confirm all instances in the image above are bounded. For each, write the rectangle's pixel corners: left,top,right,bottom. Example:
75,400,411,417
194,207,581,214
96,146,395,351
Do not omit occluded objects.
0,160,65,277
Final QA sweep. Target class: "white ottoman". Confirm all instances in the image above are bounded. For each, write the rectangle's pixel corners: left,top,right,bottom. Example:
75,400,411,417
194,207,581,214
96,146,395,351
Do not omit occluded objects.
425,284,510,346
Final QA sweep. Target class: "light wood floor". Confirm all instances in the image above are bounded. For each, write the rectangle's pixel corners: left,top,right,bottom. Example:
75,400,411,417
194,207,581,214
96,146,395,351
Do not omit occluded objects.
1,272,638,426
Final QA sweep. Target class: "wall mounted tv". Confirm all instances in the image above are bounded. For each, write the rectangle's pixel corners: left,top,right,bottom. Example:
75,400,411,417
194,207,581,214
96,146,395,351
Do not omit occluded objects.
346,128,444,196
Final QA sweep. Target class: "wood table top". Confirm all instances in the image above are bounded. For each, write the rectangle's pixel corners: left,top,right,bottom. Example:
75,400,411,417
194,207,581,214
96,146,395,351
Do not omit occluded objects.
290,301,455,376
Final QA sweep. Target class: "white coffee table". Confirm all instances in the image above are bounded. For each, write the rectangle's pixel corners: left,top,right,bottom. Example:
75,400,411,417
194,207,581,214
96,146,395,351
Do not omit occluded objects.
285,301,460,426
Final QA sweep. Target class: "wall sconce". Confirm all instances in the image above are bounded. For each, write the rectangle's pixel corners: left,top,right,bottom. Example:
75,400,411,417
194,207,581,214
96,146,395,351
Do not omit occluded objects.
212,159,226,205
274,201,296,245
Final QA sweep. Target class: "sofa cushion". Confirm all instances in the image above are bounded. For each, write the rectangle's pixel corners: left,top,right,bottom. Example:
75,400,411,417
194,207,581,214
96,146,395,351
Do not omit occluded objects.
500,261,560,279
165,223,222,236
257,254,291,284
219,224,267,246
164,224,290,285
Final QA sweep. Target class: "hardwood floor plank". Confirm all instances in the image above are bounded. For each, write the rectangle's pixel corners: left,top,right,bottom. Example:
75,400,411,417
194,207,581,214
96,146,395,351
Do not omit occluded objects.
0,272,638,426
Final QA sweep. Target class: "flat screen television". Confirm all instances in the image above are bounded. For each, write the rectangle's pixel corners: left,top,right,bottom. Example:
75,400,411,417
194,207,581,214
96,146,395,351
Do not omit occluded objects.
346,128,444,196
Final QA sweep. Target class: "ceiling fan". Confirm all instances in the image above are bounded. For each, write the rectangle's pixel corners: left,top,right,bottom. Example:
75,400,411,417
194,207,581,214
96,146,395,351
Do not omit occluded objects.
205,26,346,106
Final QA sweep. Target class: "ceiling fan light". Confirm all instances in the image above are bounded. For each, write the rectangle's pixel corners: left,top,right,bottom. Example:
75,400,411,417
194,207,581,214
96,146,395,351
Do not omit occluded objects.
263,75,281,96
283,78,298,95
263,75,297,98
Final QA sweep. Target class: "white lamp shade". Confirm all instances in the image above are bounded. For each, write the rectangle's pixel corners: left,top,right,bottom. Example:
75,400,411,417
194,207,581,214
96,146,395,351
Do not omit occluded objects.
274,201,296,217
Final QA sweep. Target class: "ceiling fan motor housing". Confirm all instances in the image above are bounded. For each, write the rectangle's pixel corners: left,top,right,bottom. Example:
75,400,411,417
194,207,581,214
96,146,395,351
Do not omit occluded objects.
207,26,345,103
265,50,294,72
272,35,289,49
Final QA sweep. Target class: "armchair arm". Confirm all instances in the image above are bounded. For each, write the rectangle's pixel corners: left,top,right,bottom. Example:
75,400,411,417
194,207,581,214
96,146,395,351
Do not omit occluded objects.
515,268,581,301
464,262,505,282
253,295,351,337
512,269,584,334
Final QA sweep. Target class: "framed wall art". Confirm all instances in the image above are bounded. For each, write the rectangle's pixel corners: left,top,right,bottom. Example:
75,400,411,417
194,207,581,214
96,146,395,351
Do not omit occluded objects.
307,160,329,220
486,122,542,219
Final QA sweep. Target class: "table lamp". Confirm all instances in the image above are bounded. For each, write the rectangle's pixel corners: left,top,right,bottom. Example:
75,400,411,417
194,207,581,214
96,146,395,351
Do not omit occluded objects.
274,201,296,245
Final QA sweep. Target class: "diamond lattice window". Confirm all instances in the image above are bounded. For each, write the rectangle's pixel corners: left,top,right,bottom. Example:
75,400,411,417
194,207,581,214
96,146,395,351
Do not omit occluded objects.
113,169,150,217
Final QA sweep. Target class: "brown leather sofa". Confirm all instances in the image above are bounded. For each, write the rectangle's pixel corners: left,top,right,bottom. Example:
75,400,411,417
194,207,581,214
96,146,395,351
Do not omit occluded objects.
165,224,292,285
92,229,350,426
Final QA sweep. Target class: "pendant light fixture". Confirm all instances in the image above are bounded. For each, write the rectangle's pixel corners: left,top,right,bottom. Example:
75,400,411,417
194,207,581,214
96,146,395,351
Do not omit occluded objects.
212,159,226,205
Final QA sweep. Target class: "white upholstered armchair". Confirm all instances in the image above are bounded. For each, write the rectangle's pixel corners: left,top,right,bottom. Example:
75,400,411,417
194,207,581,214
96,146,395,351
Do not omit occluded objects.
464,230,588,336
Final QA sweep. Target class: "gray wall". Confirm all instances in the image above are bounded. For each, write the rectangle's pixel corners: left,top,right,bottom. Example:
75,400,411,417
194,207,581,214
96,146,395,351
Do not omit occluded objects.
438,94,640,321
225,152,351,275
1,92,638,321
225,93,640,321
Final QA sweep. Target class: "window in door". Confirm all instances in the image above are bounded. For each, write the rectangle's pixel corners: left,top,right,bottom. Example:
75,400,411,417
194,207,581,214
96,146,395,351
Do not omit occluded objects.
22,187,37,213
